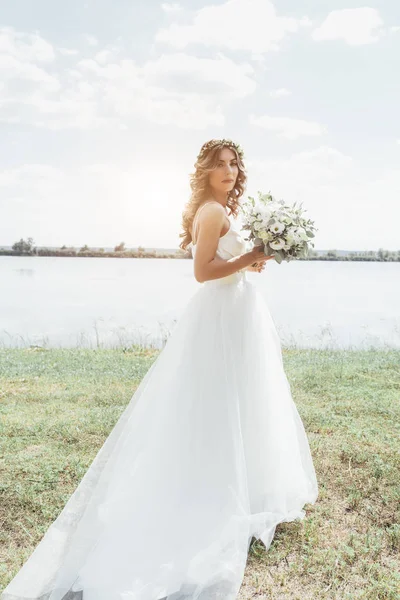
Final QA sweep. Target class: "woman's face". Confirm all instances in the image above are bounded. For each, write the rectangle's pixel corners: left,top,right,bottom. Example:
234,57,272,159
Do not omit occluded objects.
208,147,239,196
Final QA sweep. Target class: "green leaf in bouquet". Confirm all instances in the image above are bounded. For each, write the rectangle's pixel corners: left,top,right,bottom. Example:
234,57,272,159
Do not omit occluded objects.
259,191,274,203
300,244,310,258
264,244,275,257
274,251,283,264
306,230,315,237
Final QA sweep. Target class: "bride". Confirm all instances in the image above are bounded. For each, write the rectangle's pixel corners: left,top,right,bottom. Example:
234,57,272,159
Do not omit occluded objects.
1,139,318,600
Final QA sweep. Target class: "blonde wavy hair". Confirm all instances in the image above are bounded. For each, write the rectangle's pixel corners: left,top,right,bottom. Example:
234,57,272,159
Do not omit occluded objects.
179,140,247,251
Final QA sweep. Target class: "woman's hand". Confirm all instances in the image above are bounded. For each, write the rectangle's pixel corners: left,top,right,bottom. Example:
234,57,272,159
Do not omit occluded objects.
243,245,275,272
246,261,266,273
245,244,274,267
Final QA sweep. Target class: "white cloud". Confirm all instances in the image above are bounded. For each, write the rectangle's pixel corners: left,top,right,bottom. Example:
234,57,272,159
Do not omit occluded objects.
0,28,61,125
75,51,255,128
142,52,256,98
0,27,57,91
0,53,59,88
94,46,121,65
0,26,55,62
249,113,326,140
155,0,312,54
269,87,291,98
59,47,79,56
312,8,385,46
0,27,256,130
84,34,98,47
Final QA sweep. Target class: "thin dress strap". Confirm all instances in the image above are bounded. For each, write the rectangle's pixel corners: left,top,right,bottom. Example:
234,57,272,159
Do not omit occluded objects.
192,201,225,245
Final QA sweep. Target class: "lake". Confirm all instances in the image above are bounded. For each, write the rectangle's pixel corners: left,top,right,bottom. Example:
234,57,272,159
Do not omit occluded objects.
1,256,399,350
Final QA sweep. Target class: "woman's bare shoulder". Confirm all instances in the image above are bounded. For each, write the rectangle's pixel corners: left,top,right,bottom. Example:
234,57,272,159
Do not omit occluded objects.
196,201,225,219
192,201,226,242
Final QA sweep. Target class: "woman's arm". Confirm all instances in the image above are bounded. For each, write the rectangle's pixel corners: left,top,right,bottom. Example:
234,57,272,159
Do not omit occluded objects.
193,203,263,283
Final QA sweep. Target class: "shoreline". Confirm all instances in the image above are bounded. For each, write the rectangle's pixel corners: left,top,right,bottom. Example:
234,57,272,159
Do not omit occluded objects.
1,251,399,262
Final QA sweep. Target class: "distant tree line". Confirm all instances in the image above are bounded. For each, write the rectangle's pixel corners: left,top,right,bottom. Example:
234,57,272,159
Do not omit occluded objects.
1,238,399,261
2,238,190,259
307,248,400,261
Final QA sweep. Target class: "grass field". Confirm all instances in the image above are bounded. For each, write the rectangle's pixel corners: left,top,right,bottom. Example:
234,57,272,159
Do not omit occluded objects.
0,346,399,599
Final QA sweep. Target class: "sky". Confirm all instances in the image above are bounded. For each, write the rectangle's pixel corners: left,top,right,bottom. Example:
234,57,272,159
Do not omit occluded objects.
0,0,399,251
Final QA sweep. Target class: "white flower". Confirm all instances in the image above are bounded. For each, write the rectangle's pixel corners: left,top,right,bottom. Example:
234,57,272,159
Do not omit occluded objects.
270,238,285,250
259,206,272,221
243,190,316,263
285,227,299,245
268,221,285,235
258,230,269,241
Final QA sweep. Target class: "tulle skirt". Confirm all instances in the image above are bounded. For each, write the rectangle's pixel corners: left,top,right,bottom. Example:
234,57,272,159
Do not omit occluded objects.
1,271,318,600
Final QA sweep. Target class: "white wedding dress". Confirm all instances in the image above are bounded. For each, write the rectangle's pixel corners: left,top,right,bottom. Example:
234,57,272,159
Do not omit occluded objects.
1,203,318,600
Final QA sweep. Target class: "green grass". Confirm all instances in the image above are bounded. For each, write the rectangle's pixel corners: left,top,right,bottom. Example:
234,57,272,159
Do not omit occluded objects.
0,347,399,599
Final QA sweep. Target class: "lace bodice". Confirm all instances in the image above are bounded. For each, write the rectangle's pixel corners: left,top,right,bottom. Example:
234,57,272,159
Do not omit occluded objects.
191,202,250,286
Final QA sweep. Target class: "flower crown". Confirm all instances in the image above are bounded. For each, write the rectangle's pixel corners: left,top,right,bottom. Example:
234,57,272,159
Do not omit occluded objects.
196,138,245,162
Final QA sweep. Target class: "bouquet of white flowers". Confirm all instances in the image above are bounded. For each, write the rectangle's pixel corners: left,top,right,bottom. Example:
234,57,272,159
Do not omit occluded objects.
240,191,317,264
